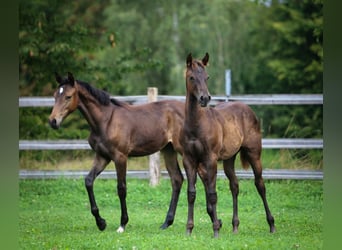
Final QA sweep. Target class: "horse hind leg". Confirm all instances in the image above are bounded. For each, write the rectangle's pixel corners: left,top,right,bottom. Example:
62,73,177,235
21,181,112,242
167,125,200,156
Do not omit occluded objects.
223,155,240,233
85,154,110,231
241,147,276,233
160,143,184,229
114,153,129,233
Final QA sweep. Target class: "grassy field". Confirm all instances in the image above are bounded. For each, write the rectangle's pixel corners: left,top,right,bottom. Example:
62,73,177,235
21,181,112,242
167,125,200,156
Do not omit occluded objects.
19,178,322,249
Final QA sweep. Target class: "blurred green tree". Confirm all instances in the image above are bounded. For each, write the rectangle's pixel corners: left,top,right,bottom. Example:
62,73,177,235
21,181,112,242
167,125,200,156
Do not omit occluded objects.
19,0,108,95
19,0,323,142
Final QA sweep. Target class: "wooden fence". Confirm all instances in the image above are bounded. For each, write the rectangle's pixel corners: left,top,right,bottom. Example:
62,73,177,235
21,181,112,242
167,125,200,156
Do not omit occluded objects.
19,94,323,107
19,93,323,182
19,138,323,150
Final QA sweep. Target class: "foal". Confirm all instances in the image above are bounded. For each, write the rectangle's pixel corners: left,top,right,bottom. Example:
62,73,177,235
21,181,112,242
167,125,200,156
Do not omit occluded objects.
49,72,185,233
181,53,275,237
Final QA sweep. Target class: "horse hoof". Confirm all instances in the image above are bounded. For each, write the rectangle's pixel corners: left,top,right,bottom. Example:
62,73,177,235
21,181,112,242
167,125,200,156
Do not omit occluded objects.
117,226,125,233
96,218,107,231
214,231,219,238
270,226,276,233
160,223,170,230
160,219,173,230
218,219,223,228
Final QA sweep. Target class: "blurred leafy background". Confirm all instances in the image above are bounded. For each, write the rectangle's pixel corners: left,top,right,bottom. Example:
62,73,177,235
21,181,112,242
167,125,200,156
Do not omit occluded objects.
19,0,323,168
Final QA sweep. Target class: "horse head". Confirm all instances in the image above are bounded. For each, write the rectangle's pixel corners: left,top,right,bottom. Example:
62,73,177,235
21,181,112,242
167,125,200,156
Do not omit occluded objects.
49,72,79,129
186,53,211,107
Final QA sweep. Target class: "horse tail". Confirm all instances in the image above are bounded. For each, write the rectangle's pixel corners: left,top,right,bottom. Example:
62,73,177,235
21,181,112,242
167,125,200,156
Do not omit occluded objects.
239,148,250,170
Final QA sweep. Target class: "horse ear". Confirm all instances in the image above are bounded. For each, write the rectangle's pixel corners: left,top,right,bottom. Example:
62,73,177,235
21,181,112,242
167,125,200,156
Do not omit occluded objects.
67,72,75,86
202,52,209,66
55,72,63,84
186,53,193,67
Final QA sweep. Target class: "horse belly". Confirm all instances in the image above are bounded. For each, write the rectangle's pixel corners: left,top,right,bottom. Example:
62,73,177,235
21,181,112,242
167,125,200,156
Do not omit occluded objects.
128,132,169,157
128,146,162,157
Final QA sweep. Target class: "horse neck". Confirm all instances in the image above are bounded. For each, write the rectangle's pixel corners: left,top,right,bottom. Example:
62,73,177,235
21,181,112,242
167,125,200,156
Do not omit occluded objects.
185,93,206,133
77,86,112,133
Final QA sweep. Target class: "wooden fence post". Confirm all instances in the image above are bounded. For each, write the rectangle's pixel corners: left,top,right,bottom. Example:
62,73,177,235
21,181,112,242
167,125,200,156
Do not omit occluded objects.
147,87,160,186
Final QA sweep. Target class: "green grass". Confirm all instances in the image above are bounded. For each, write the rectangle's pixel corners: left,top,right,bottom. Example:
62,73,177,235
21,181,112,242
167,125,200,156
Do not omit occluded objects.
19,178,323,249
19,148,323,170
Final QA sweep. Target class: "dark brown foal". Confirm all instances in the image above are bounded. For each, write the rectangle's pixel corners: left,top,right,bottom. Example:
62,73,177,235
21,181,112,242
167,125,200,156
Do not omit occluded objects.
49,72,185,233
181,53,275,237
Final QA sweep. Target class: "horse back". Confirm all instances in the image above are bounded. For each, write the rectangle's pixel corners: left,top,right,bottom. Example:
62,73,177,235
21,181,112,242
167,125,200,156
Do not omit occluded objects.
215,101,260,133
104,100,185,157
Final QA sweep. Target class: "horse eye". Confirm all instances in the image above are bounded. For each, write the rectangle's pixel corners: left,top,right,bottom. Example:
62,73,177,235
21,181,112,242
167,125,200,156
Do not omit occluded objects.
65,96,72,100
189,76,195,81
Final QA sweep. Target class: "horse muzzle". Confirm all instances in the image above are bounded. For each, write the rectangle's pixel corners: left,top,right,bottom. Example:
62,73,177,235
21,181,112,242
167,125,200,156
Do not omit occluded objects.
49,118,60,129
199,95,211,107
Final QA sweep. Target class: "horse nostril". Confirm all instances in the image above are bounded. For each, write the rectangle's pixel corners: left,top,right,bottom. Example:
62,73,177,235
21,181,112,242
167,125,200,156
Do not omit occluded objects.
200,96,204,101
208,95,211,101
49,118,58,129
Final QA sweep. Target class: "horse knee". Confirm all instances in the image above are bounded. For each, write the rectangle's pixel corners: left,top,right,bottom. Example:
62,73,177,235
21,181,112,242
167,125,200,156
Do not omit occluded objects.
208,192,217,204
206,192,217,214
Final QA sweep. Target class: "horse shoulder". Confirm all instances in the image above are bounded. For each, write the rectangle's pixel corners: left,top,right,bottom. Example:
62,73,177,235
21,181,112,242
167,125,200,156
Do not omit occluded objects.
88,132,116,158
98,107,132,151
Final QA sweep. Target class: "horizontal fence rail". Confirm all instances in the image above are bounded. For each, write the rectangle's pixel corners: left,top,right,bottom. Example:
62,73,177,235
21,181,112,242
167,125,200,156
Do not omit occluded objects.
19,93,323,181
19,138,323,150
18,169,323,180
19,94,323,107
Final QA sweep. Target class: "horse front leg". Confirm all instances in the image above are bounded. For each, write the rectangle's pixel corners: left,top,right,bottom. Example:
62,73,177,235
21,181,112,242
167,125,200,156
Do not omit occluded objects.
160,145,184,229
114,153,129,233
183,156,197,236
198,161,221,238
85,154,110,231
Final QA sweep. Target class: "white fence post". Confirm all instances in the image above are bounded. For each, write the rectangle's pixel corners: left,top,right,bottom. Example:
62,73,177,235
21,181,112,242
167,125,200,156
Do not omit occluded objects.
147,87,160,186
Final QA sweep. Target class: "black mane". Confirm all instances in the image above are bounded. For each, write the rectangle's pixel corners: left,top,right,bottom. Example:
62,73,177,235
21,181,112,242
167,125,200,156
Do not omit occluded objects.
77,80,129,107
57,75,128,107
110,98,129,107
77,80,111,106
